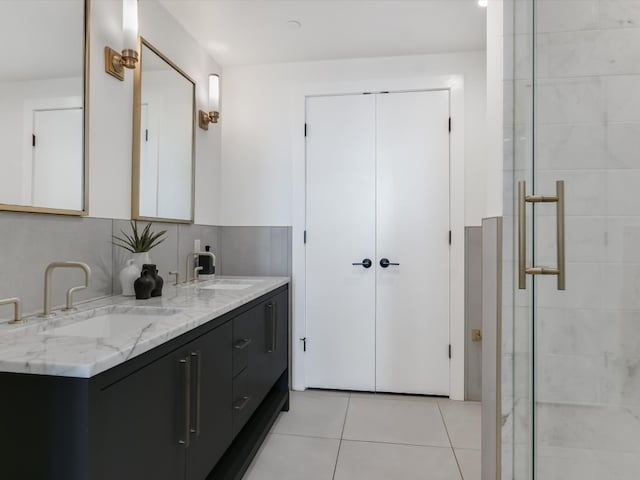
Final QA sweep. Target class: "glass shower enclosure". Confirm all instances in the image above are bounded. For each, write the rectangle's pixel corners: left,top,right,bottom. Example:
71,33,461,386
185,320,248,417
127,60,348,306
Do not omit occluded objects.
507,0,640,478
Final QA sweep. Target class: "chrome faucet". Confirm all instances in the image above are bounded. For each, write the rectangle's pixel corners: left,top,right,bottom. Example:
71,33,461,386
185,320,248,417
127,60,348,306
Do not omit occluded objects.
40,261,92,317
0,297,22,324
185,251,216,283
168,271,180,286
194,265,204,282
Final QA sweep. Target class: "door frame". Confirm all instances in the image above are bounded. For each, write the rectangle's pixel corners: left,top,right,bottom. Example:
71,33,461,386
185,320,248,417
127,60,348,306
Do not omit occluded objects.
290,75,466,400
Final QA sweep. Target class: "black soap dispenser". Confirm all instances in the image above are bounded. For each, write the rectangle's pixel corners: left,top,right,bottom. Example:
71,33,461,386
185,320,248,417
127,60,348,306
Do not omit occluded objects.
199,245,215,275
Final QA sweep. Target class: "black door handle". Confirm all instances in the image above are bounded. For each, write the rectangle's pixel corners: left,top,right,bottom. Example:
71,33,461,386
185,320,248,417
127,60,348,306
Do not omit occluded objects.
379,258,400,268
352,258,372,269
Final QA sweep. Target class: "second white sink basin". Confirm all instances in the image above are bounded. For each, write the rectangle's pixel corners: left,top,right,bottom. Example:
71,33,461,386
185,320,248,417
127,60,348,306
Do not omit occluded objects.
40,308,183,339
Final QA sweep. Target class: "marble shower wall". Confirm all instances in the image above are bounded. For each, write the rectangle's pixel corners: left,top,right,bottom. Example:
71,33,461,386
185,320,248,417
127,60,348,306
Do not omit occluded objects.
0,212,291,319
532,0,640,410
504,0,640,478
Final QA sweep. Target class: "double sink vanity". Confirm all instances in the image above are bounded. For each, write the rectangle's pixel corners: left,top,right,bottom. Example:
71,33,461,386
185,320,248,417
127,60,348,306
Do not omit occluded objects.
0,276,290,480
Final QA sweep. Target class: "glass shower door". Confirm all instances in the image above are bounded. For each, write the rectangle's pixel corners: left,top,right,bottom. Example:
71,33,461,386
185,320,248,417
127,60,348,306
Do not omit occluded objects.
513,0,640,478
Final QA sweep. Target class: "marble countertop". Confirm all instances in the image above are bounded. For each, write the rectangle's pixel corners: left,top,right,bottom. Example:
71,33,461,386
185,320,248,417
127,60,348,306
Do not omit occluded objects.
0,276,289,378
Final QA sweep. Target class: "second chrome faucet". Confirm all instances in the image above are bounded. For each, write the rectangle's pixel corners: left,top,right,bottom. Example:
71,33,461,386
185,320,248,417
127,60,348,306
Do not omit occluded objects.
185,251,216,283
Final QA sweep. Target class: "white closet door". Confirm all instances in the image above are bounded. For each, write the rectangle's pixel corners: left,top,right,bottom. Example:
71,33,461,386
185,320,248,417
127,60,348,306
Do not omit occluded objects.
306,94,377,391
32,108,83,211
375,90,450,395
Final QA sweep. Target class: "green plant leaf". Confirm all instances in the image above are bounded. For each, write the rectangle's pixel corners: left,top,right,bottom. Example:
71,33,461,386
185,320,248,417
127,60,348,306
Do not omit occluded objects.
111,220,167,253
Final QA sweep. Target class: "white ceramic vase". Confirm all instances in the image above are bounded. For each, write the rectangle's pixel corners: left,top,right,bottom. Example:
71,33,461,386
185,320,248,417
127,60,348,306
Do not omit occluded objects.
132,251,151,270
119,259,139,296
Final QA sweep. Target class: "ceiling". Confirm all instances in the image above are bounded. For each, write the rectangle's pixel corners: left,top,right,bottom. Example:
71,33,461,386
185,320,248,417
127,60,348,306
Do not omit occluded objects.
160,0,487,67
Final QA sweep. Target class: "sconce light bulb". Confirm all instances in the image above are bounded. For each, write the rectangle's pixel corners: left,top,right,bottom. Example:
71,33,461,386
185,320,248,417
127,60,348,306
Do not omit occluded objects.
123,0,139,52
209,74,220,112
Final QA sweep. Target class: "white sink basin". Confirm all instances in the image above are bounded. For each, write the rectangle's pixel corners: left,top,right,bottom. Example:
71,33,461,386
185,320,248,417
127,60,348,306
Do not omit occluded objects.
198,280,255,291
40,308,182,339
199,283,252,291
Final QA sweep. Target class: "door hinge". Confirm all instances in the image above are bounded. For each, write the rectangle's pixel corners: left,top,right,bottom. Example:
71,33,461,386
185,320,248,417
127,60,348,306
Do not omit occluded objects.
304,230,307,244
304,123,307,137
449,230,452,245
300,337,307,352
145,129,149,142
32,134,36,147
448,344,452,359
448,117,452,132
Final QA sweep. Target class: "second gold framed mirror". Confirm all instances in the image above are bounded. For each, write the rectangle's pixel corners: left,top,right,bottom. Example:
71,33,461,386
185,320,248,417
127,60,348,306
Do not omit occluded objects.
132,38,195,223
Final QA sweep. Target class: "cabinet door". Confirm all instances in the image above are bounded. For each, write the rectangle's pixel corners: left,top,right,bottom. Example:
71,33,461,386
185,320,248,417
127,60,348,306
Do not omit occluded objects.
186,322,233,480
249,292,289,405
99,351,188,480
265,291,288,384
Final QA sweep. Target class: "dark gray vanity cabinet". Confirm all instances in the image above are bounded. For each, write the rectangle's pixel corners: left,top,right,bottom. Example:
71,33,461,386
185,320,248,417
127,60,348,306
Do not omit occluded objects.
251,291,289,407
231,289,289,437
0,284,289,480
100,321,235,480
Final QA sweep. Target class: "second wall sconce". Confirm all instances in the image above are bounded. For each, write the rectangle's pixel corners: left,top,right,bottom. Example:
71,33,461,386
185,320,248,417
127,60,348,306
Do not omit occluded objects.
105,0,139,81
199,74,221,130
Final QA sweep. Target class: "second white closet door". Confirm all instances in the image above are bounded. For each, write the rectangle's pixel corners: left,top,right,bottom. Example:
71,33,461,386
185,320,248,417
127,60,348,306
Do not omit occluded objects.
376,90,451,395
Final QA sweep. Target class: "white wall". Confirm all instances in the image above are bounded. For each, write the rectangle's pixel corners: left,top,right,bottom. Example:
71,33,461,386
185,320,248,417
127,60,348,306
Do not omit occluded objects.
220,51,487,226
88,0,221,224
485,0,505,218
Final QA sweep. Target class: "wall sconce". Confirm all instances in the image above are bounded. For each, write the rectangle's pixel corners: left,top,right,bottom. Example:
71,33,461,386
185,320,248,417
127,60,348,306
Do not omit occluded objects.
199,74,220,130
105,0,139,81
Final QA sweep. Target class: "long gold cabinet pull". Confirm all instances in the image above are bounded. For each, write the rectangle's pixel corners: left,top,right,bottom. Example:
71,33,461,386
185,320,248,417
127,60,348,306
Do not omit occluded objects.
518,180,565,291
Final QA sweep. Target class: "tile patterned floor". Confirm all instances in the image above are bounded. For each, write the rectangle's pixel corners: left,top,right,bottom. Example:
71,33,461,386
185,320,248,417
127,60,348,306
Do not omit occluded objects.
243,390,481,480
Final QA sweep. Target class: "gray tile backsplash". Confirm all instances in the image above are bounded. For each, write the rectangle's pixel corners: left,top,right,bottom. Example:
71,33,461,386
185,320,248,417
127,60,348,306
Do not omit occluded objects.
0,213,291,320
218,226,292,277
0,212,113,318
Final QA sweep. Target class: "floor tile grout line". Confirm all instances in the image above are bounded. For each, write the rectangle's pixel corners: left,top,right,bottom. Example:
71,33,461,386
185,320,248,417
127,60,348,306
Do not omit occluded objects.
331,393,351,480
338,437,454,450
437,400,465,480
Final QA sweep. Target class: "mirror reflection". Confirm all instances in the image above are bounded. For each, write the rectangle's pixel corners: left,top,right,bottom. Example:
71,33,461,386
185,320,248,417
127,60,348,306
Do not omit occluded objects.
134,40,195,222
0,0,86,213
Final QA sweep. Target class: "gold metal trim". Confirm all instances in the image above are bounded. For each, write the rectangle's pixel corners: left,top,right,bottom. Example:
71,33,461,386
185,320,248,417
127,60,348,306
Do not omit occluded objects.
105,47,139,81
518,181,526,289
198,110,219,130
0,0,90,217
496,216,503,480
105,46,125,81
131,37,196,224
518,180,566,291
198,110,210,130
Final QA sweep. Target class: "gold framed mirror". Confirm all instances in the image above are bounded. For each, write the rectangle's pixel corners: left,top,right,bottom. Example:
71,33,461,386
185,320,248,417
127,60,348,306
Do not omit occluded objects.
132,38,196,224
0,0,89,216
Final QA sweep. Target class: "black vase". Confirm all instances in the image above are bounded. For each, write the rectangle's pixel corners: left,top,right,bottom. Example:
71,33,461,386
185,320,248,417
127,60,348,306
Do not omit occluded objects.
142,264,164,297
134,269,155,300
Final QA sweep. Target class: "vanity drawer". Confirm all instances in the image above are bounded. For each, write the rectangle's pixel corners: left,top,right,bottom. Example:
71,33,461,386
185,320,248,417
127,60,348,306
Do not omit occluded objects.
232,314,253,378
231,369,253,437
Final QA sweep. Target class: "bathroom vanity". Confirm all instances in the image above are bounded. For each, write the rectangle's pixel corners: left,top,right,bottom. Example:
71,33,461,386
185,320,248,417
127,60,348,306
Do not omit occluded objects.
0,277,289,480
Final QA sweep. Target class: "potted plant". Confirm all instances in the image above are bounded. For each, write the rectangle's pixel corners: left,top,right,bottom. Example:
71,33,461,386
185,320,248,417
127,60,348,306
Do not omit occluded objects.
113,221,167,296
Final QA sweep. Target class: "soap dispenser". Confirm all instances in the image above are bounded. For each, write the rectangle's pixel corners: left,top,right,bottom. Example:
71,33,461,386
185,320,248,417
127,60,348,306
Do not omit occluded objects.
199,245,215,275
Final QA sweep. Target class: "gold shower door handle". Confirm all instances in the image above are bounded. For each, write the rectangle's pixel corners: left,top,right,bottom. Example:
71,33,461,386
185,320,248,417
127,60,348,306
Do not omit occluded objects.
518,180,565,290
